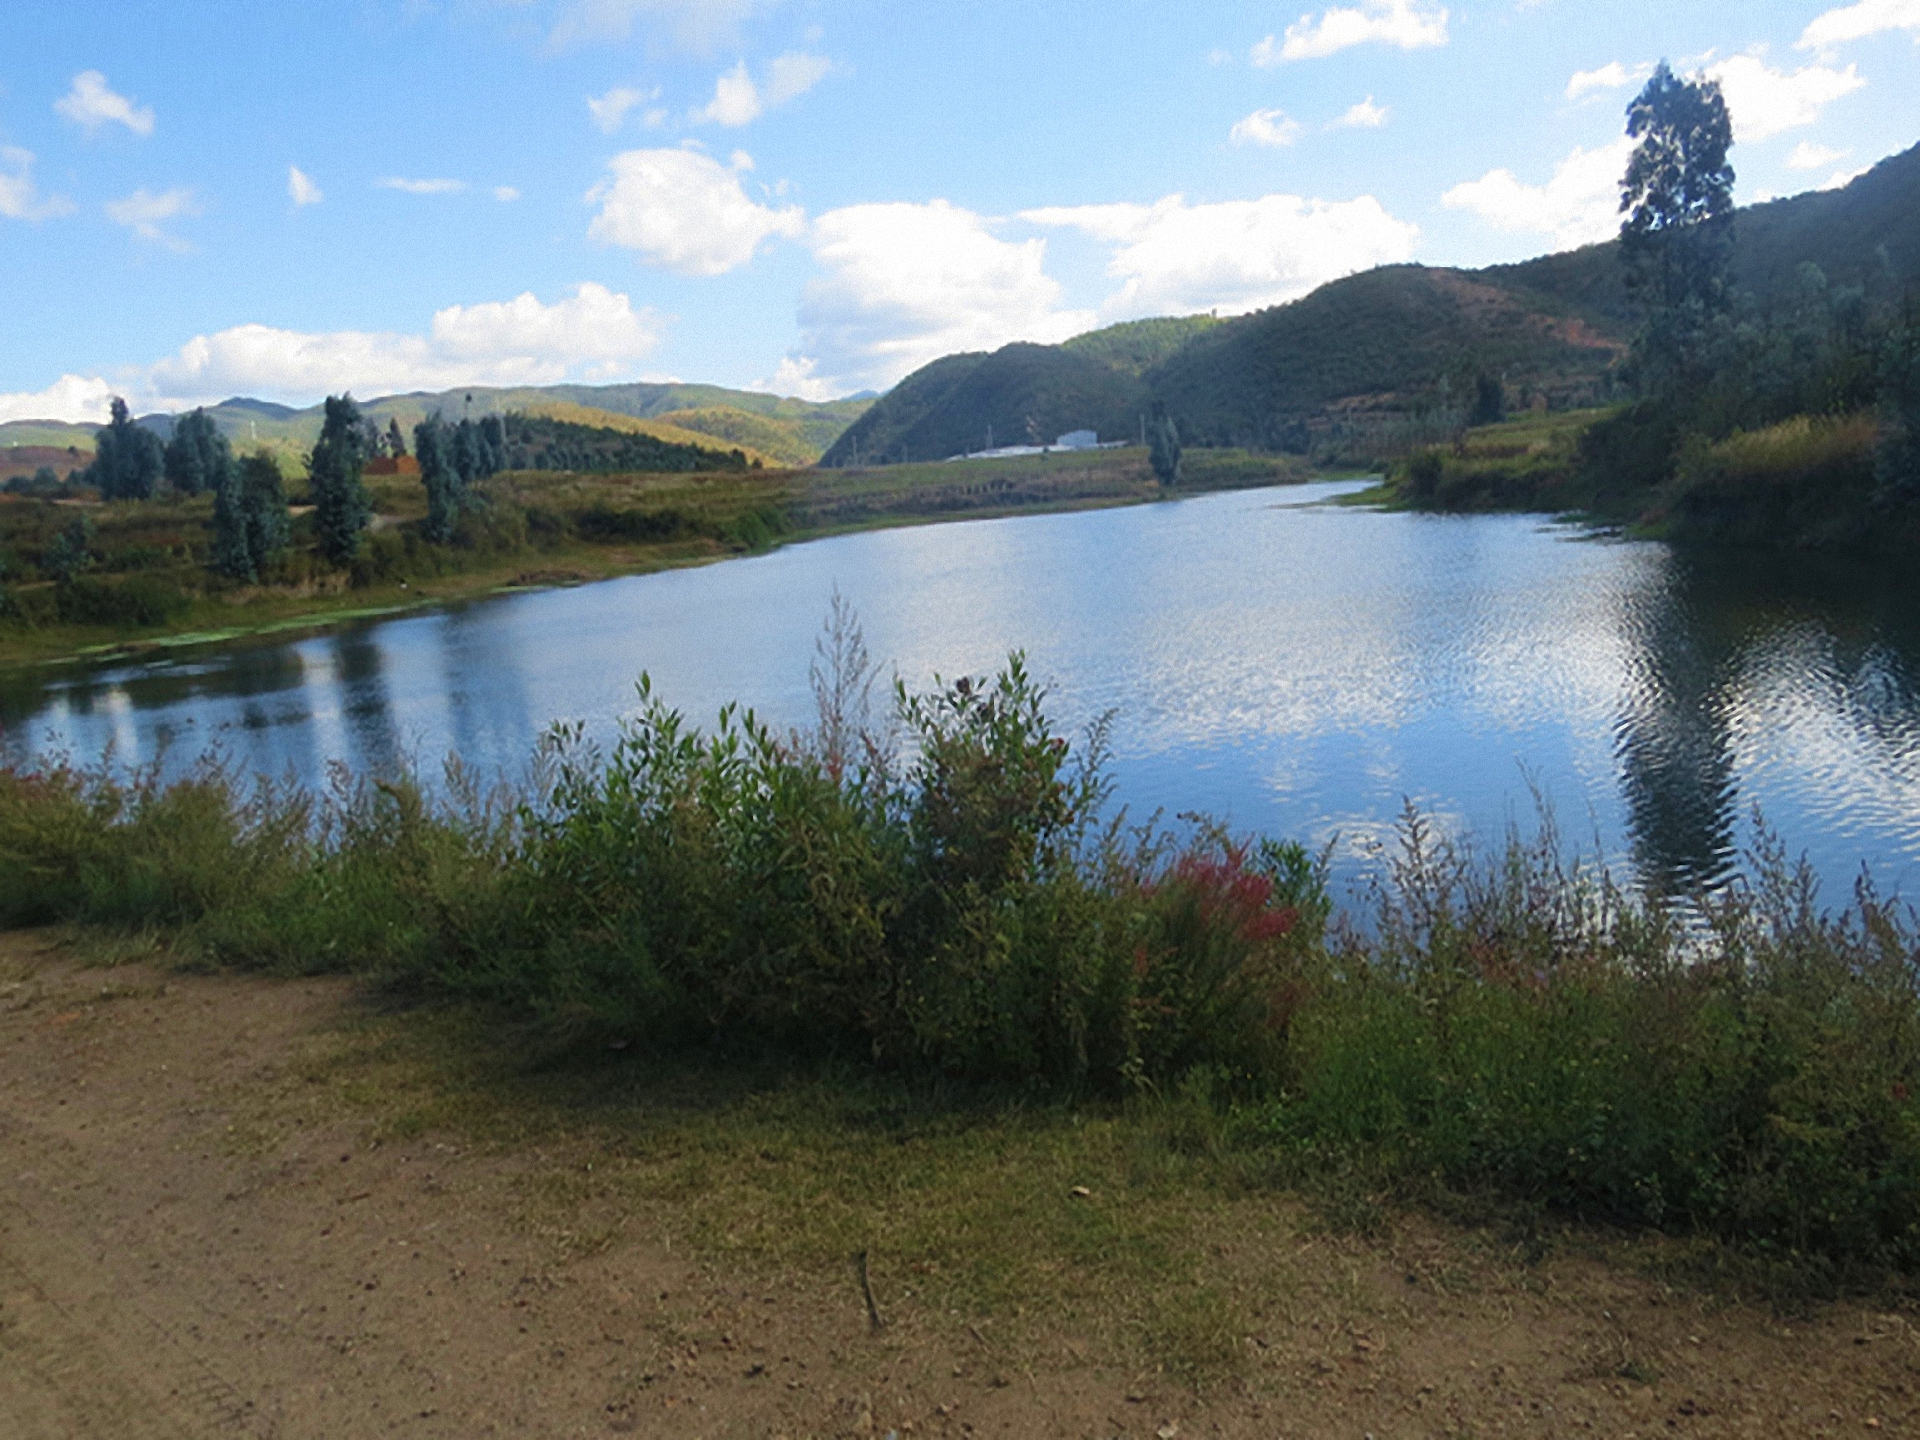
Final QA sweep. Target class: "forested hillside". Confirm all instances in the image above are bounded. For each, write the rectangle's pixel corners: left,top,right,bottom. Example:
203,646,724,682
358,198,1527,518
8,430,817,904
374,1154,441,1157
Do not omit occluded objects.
823,143,1920,467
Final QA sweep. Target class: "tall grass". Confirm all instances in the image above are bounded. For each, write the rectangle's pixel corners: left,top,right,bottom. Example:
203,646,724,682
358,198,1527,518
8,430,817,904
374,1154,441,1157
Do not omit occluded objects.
3,606,1917,1274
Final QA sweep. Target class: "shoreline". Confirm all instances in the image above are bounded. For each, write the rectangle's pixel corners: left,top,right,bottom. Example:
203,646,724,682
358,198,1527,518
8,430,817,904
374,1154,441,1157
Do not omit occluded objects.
1,454,1347,675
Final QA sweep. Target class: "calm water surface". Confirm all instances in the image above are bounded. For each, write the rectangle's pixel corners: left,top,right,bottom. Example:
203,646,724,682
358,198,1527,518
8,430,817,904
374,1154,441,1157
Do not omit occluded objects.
6,481,1918,901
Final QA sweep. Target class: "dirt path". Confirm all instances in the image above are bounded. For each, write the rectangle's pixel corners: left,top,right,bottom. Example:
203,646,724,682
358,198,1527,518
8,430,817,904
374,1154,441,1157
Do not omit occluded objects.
3,930,1917,1439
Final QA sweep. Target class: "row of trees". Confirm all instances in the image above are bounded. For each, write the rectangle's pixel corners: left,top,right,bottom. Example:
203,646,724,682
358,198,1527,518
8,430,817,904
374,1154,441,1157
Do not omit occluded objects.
68,393,507,578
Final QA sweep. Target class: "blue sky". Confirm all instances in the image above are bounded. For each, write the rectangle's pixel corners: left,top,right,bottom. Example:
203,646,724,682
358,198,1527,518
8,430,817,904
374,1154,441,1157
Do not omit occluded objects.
3,0,1917,420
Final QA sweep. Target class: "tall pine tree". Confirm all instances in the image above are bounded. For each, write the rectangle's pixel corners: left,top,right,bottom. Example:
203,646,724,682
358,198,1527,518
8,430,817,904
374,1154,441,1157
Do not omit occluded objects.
308,395,373,564
211,453,291,580
88,397,164,500
163,408,232,496
1619,61,1736,390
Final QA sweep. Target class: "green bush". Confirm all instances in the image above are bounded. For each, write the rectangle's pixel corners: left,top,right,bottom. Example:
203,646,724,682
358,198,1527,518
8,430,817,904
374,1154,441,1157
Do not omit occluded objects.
54,574,194,627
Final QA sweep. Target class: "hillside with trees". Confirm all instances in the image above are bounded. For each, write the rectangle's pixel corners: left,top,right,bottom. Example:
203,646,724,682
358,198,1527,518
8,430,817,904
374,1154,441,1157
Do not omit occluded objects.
818,140,1920,473
820,343,1148,467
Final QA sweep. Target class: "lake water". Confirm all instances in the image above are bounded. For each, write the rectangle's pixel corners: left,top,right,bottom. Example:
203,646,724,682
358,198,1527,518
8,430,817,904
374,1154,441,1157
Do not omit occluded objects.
5,480,1918,904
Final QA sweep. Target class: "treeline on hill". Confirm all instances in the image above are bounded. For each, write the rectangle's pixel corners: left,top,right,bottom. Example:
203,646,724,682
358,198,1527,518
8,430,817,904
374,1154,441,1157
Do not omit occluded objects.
6,610,1920,1283
824,138,1920,488
499,413,753,474
1390,70,1920,551
0,394,777,635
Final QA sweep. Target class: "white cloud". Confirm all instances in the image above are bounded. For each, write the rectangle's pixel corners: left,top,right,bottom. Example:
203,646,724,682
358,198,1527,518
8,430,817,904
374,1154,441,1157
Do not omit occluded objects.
288,166,323,206
1706,54,1865,141
0,147,74,222
1333,95,1390,127
698,60,762,124
1787,140,1850,170
588,85,660,132
1566,60,1652,100
54,70,154,137
587,146,804,275
790,200,1094,396
1021,192,1420,321
105,187,198,249
378,176,468,195
1253,1,1449,64
1230,108,1303,147
764,51,833,105
763,354,837,402
549,0,780,51
0,374,115,426
140,284,663,410
694,51,831,125
495,186,521,202
1799,0,1920,52
1822,164,1870,190
1441,137,1635,250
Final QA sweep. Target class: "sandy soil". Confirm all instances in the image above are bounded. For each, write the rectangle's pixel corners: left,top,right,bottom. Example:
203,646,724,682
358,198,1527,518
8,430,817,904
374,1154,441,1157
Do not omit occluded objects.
3,929,1917,1439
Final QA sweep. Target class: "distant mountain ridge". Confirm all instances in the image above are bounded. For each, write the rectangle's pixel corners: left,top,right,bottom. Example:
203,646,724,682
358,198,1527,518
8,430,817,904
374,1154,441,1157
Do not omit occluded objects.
0,381,871,470
823,142,1920,465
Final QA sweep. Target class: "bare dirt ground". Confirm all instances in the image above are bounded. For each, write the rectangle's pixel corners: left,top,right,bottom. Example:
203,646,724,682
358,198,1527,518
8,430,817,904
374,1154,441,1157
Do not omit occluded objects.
3,928,1918,1439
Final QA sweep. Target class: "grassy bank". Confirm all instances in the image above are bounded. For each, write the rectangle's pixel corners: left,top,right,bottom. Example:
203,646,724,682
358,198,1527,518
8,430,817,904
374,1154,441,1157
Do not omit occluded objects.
1375,404,1919,552
0,446,1313,669
5,636,1917,1288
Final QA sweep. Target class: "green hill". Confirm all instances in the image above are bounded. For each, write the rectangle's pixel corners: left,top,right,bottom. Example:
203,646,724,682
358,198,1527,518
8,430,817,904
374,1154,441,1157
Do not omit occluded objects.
826,143,1920,466
820,343,1148,467
1060,315,1221,376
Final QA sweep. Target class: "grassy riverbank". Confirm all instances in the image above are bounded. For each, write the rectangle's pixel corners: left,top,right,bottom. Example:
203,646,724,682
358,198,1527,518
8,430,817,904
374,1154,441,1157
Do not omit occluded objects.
1372,404,1915,552
5,643,1917,1291
0,445,1316,669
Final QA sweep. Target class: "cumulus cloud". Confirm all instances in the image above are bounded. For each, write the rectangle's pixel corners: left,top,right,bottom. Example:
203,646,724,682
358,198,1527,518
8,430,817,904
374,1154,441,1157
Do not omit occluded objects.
549,0,781,52
1230,108,1303,147
1787,140,1851,170
288,166,323,206
1252,1,1449,64
139,284,664,410
1799,0,1920,52
587,146,804,275
788,200,1094,397
1565,60,1652,101
0,147,74,222
378,176,468,195
1705,54,1865,142
694,51,832,125
1441,137,1635,250
0,374,116,426
588,85,661,132
1021,192,1420,321
494,186,521,202
105,187,198,249
54,70,154,137
1333,96,1390,128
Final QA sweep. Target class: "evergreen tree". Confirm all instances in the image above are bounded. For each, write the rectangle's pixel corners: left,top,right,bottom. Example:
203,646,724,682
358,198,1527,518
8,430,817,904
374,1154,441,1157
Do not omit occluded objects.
413,414,470,542
478,414,506,475
1148,407,1182,487
210,464,253,579
87,396,164,500
241,453,291,574
162,407,233,497
387,418,407,458
308,394,373,564
1619,61,1736,390
211,452,291,580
